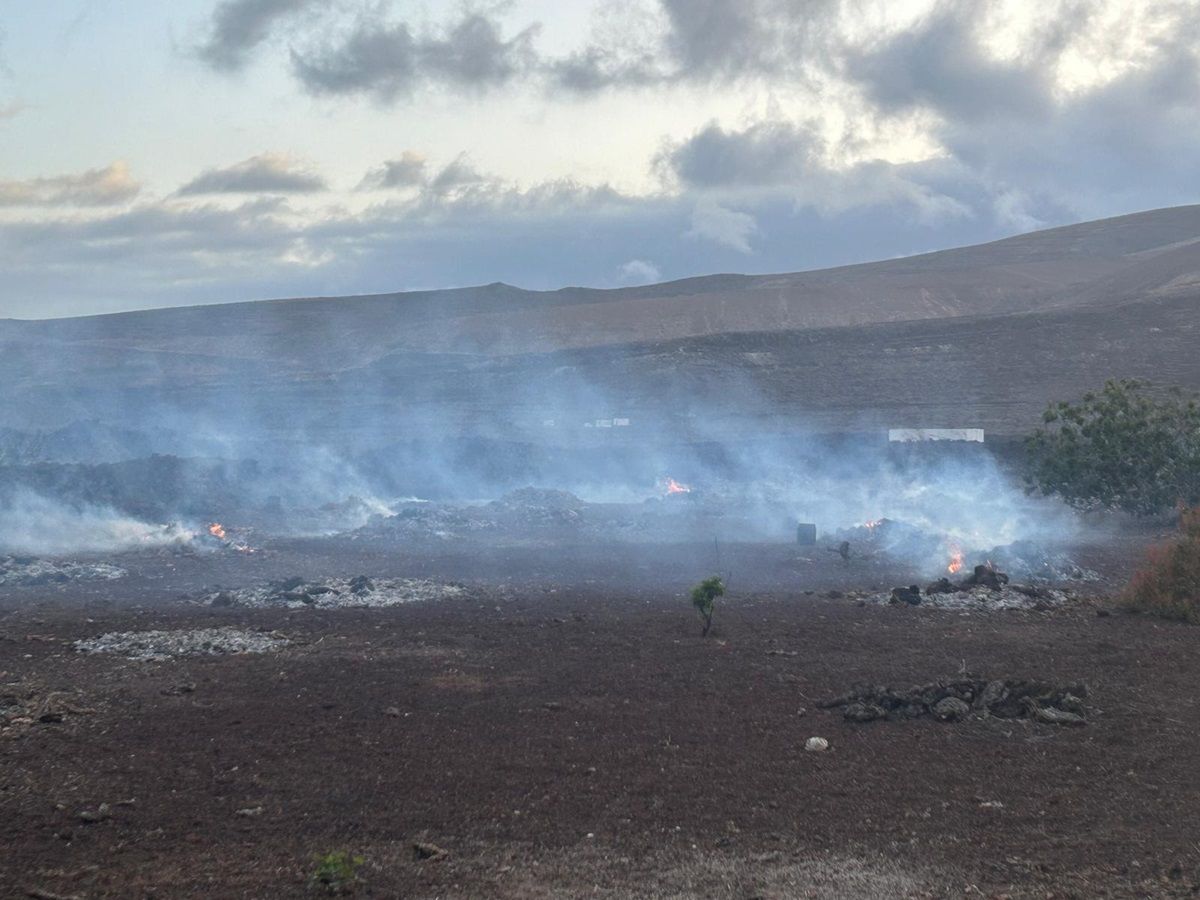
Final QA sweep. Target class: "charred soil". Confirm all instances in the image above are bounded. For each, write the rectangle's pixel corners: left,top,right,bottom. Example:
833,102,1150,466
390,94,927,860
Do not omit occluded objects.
0,536,1196,898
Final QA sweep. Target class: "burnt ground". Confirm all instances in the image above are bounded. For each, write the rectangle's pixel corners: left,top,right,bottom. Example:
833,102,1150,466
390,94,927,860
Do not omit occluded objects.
2,534,1198,898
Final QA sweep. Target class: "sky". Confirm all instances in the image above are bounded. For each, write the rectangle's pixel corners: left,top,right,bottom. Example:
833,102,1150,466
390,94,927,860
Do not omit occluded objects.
1,0,1199,318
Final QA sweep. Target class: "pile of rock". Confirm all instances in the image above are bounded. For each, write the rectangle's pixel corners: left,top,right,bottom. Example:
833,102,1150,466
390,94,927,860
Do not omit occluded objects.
0,556,126,587
203,575,465,609
818,677,1088,726
75,626,287,661
882,565,1069,611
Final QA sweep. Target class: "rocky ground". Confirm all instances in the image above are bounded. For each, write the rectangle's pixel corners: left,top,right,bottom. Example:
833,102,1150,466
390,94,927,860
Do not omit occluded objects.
0,531,1196,898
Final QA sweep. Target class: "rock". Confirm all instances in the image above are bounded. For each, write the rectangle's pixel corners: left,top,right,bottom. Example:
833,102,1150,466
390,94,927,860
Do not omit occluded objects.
925,578,956,595
349,575,375,595
1033,705,1086,726
384,706,402,717
79,803,110,824
932,697,971,722
843,702,884,723
804,737,829,752
235,806,264,817
413,841,447,861
974,679,1008,711
210,591,235,607
889,585,922,606
963,564,1009,591
1056,693,1086,715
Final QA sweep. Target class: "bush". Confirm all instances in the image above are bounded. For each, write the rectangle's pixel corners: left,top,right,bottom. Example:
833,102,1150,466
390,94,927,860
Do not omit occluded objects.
691,576,725,637
1025,379,1200,516
1122,508,1200,623
311,850,364,894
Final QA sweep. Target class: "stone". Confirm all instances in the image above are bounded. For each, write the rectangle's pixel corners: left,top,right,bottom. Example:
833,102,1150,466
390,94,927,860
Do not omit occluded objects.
1033,705,1086,726
843,702,883,723
932,697,971,722
413,842,447,861
804,737,830,752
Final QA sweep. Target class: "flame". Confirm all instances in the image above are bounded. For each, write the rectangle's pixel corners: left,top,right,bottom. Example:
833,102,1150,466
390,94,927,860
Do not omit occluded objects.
947,549,964,574
208,523,227,541
662,477,691,495
864,518,884,530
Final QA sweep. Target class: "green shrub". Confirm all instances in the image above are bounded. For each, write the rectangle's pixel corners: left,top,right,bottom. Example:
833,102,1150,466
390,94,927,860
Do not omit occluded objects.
691,576,726,637
311,850,364,894
1122,508,1200,622
1025,379,1200,515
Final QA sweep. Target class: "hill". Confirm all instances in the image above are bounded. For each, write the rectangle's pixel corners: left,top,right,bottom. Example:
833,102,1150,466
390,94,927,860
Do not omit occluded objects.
4,204,1200,440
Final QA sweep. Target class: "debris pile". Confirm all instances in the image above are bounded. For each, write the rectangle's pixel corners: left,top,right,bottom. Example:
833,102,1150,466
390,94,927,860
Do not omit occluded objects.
985,540,1101,582
880,564,1070,610
0,682,94,730
200,575,465,609
74,627,287,660
818,678,1089,726
0,556,126,587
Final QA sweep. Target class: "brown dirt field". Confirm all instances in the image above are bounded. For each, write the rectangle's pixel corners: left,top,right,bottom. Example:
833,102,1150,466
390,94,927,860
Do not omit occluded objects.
1,537,1198,898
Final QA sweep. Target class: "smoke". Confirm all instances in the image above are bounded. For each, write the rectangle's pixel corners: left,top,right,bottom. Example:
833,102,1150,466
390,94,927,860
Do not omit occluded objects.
1,490,195,556
0,303,1081,567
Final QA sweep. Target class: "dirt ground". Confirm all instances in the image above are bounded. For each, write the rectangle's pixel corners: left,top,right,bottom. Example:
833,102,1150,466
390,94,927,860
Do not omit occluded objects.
2,534,1198,898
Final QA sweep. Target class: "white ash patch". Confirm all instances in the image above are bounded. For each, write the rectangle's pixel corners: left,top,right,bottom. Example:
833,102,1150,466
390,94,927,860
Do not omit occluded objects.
868,584,1071,611
74,627,287,661
204,576,465,609
0,556,126,587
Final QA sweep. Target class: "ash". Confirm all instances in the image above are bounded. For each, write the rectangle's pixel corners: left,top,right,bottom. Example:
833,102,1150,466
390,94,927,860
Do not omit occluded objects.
202,575,465,609
74,627,287,661
0,556,126,587
868,583,1072,611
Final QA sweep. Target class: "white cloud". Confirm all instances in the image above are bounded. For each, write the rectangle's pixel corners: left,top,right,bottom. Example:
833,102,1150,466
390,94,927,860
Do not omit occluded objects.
685,199,758,253
618,258,661,284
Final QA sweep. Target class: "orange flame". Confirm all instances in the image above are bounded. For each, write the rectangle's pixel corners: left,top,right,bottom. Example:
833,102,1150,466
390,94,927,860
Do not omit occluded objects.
208,523,227,541
662,477,691,495
947,550,964,574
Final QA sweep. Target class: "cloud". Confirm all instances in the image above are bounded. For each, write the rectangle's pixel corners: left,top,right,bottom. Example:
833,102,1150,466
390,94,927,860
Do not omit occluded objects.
361,151,428,189
196,0,317,72
428,154,489,195
0,162,140,207
658,120,822,188
686,199,758,253
291,10,539,100
178,153,327,195
618,259,661,284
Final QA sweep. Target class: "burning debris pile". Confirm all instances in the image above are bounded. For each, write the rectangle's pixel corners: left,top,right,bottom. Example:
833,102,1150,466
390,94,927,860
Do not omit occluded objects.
0,556,126,587
75,627,288,661
836,518,1097,585
818,677,1089,726
880,564,1070,610
200,575,465,609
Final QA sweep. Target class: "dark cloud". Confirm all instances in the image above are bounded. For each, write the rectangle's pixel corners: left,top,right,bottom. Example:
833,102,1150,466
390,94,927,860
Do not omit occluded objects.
361,152,428,190
658,120,822,188
196,0,317,72
843,2,1057,122
550,0,839,92
178,153,327,195
291,11,539,100
0,162,140,207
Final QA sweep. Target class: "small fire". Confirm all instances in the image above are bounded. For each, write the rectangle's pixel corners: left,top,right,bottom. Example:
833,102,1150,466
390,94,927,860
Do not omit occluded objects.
864,518,884,530
662,477,691,495
208,523,227,541
947,549,964,574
